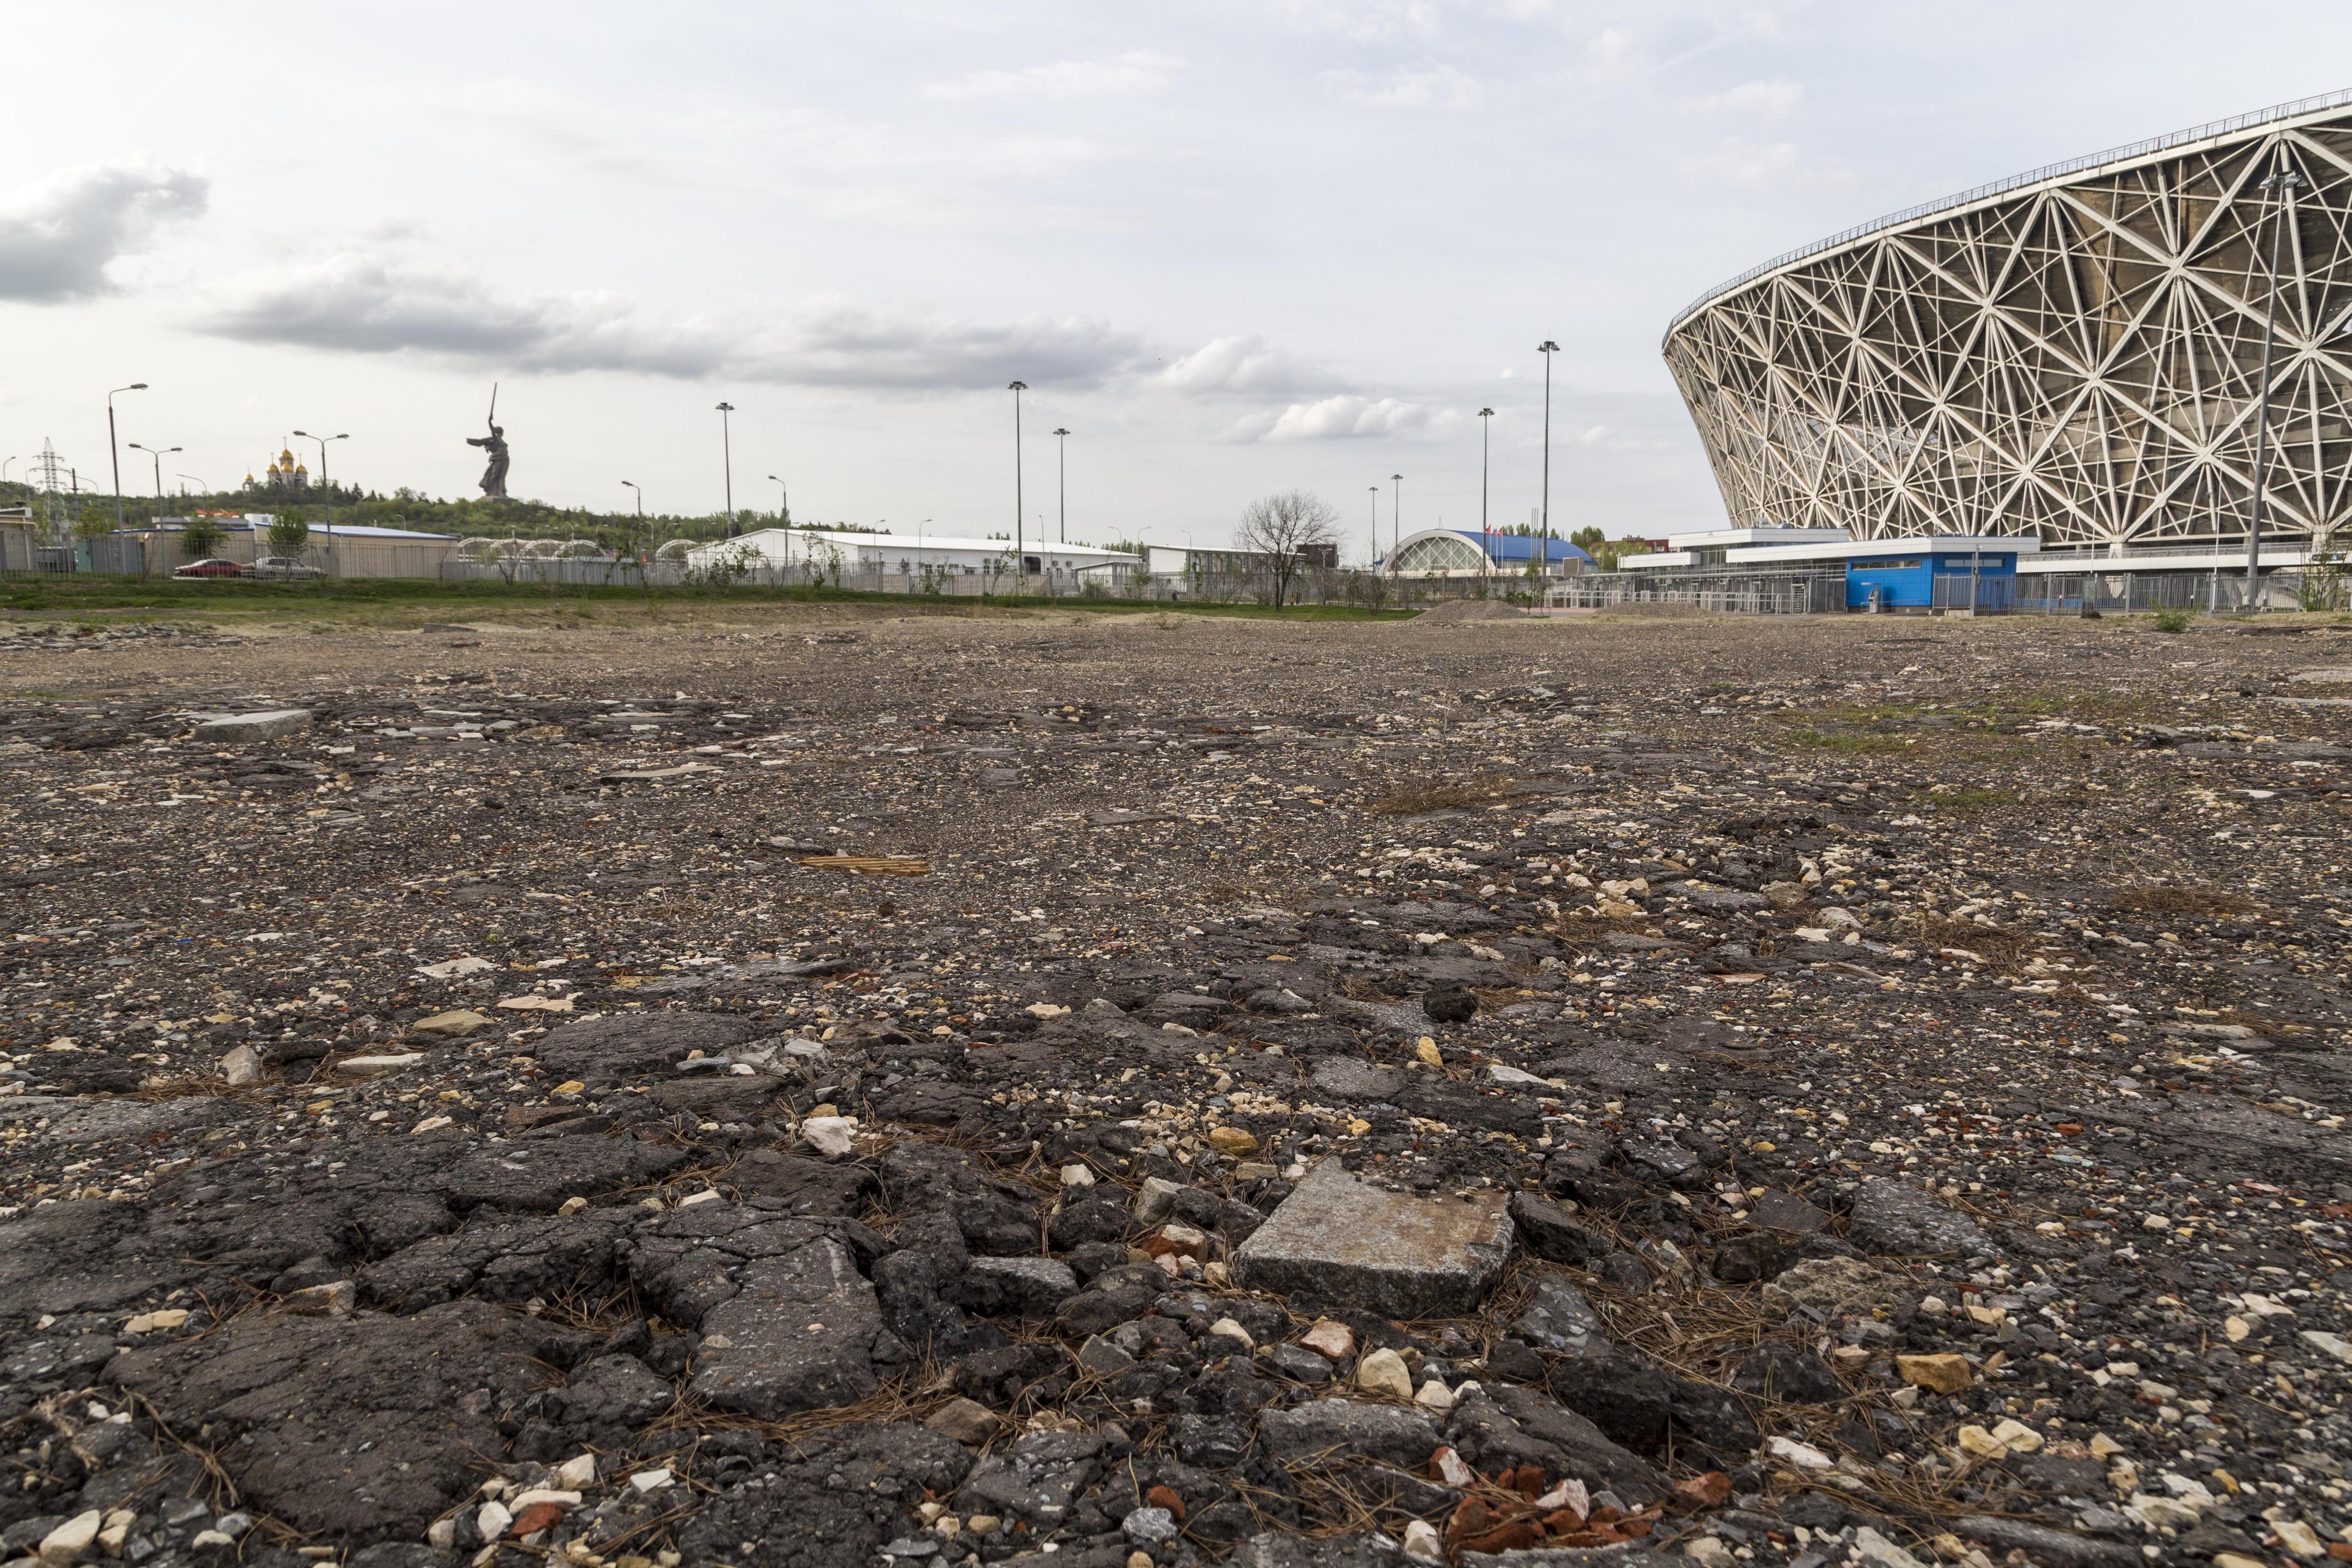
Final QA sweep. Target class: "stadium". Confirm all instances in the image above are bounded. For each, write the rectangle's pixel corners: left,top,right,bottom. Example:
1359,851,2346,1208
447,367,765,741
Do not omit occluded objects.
1661,90,2352,586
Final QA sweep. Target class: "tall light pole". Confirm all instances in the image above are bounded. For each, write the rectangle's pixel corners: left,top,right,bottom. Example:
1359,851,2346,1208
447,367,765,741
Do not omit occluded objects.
1537,341,1559,575
1391,474,1403,574
176,473,205,498
1478,408,1495,591
291,430,348,561
621,480,644,565
715,402,738,537
1367,486,1379,570
1008,382,1028,589
107,383,147,532
126,443,180,529
2247,149,2304,609
764,473,791,574
1050,428,1071,543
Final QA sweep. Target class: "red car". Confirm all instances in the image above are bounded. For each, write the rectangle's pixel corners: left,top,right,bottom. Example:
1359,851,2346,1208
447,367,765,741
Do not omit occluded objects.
174,558,247,578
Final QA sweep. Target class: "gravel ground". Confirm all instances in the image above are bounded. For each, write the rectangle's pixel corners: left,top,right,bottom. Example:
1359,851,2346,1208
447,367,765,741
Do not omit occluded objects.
1,605,2348,1568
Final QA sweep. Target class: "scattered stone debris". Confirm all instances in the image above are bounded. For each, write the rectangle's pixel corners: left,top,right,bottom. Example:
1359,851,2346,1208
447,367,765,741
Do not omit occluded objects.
0,610,2348,1568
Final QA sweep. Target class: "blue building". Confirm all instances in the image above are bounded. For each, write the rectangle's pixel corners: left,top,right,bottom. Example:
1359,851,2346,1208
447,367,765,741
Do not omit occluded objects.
1584,528,2032,612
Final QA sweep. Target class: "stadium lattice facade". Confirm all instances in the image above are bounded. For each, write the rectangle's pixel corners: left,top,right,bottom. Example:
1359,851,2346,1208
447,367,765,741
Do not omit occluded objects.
1663,92,2352,549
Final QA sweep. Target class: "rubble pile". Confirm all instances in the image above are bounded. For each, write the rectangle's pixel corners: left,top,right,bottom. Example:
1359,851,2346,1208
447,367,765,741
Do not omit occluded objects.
0,609,2347,1568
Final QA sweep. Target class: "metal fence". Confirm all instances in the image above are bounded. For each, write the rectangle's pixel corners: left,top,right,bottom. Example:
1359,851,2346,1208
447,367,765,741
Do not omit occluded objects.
2013,571,2301,614
1548,570,1847,615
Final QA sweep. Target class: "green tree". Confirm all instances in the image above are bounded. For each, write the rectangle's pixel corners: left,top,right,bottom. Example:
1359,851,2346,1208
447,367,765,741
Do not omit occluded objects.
181,517,226,558
1570,525,1605,556
74,505,112,541
268,510,310,556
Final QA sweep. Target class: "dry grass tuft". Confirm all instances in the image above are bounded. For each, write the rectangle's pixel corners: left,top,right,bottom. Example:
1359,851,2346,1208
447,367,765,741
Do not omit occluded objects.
2110,884,2266,917
1366,773,1519,816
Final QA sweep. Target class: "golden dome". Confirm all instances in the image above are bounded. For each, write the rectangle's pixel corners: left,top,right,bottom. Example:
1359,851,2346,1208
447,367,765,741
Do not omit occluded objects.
294,462,308,475
279,446,295,466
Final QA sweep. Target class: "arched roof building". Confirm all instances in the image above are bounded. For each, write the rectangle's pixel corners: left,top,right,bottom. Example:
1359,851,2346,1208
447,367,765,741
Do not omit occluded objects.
1380,529,1591,576
1663,91,2352,550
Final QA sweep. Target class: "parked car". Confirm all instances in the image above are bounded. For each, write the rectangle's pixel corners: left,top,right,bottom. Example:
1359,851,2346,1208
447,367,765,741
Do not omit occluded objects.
173,558,246,578
247,556,325,581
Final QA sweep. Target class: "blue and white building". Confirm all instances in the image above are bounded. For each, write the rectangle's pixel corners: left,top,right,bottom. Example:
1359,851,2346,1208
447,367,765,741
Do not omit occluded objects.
1378,528,1592,578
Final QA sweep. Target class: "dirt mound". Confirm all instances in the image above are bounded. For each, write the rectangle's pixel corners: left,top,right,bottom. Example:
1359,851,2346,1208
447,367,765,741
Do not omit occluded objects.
1412,598,1530,623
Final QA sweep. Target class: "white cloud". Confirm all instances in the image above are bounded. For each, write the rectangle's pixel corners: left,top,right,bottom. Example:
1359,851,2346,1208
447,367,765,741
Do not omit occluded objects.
200,256,1148,390
0,160,207,303
1688,79,1802,118
1159,334,1334,397
921,52,1182,101
1225,394,1452,442
1324,63,1483,110
1675,135,1843,189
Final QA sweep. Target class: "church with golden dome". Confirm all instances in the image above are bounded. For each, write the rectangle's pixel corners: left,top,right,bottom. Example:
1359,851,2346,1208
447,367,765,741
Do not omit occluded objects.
242,443,309,495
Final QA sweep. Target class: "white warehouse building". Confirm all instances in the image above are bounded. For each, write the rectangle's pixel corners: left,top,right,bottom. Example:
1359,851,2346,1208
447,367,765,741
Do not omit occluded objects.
686,528,1137,580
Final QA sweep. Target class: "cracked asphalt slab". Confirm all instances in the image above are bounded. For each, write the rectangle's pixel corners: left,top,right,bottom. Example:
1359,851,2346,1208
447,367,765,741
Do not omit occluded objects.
0,604,2348,1568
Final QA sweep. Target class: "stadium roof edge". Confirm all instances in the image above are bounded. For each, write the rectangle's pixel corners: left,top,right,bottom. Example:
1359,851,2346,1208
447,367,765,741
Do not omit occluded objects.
1661,86,2352,344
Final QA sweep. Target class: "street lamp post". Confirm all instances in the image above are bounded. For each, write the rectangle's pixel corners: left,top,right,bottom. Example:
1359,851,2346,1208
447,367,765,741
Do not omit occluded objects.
1537,342,1559,575
291,430,348,565
2247,149,2304,609
621,480,644,568
1051,428,1070,543
1478,408,1495,592
125,444,180,534
1368,487,1379,572
106,383,147,532
1391,474,1403,575
1008,382,1028,591
715,403,738,537
127,442,180,571
764,474,791,575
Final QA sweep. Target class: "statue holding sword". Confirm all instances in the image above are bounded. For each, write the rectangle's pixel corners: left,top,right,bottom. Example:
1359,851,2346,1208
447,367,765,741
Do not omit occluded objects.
466,383,511,500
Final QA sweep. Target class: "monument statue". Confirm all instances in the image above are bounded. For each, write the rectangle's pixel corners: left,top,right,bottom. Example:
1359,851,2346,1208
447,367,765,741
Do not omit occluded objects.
466,384,511,500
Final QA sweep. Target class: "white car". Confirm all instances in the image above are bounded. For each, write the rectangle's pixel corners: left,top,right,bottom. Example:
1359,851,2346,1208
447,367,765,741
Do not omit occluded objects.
247,556,326,581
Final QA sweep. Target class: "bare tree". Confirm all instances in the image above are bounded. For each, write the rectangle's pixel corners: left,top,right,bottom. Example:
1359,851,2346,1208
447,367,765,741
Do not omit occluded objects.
1235,489,1341,609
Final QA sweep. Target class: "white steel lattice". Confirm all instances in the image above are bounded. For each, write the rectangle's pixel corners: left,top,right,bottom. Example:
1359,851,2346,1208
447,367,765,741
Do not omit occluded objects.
1662,93,2352,549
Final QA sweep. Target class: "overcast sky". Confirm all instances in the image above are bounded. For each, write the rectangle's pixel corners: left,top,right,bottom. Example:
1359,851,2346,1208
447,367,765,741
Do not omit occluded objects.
4,3,2347,559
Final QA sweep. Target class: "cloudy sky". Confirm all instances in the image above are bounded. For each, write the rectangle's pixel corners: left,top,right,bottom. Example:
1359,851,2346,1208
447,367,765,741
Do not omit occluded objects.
4,3,2347,558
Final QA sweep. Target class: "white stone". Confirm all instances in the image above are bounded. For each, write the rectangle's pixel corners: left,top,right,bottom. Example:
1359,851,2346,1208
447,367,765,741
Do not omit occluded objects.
2128,1494,2201,1530
416,955,498,979
475,1502,513,1542
2299,1329,2352,1364
1402,1521,1445,1562
507,1490,581,1511
334,1052,423,1077
1413,1379,1455,1414
1765,1435,1834,1469
2274,1521,2326,1559
628,1468,674,1494
1851,1527,1924,1568
1683,1541,1734,1568
800,1116,855,1158
1355,1346,1412,1399
1060,1164,1097,1188
218,1043,262,1086
39,1512,101,1567
1207,1317,1255,1350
